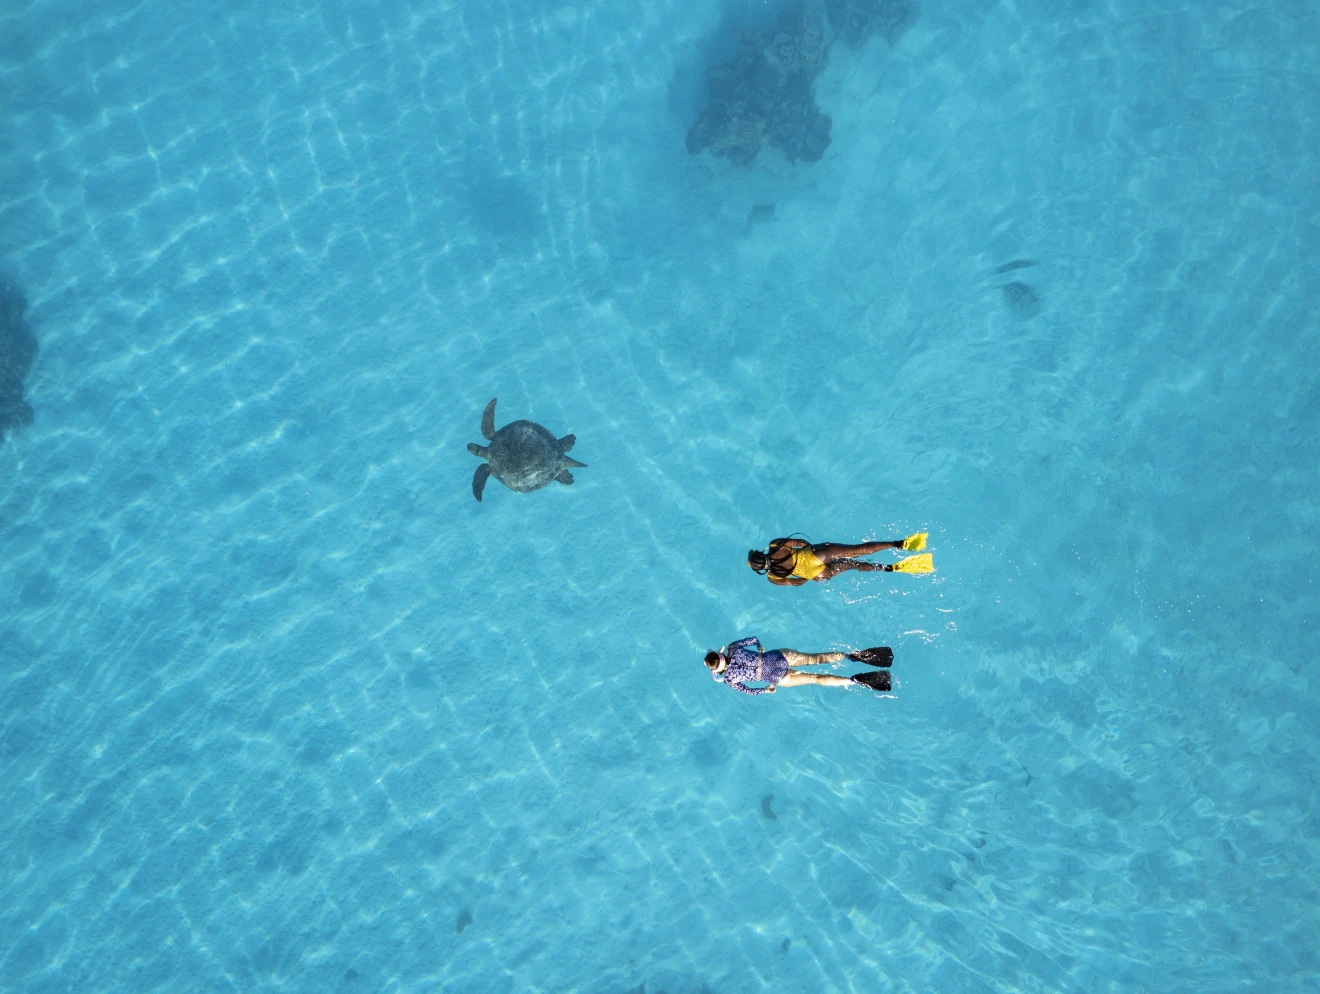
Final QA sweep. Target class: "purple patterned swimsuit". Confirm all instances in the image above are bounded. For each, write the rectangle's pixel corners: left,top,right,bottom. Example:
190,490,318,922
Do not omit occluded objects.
715,636,790,696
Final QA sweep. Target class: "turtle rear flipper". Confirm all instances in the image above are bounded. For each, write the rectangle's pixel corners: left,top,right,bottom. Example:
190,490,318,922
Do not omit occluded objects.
467,443,489,458
472,464,492,502
555,469,574,485
481,398,498,440
558,433,576,451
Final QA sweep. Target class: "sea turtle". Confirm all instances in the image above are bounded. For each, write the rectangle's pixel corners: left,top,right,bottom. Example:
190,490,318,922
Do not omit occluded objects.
466,398,586,502
1000,280,1041,318
980,260,1042,319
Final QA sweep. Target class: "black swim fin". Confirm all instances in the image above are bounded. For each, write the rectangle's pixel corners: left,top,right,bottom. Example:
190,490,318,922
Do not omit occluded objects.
847,647,893,667
852,670,892,692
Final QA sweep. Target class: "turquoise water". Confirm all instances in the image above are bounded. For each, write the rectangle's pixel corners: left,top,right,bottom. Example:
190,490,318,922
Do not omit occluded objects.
2,0,1318,991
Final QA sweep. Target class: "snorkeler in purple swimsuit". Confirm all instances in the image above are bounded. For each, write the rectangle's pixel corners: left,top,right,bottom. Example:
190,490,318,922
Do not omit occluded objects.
705,637,893,696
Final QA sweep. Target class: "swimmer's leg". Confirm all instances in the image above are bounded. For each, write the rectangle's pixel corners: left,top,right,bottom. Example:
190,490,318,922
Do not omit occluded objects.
813,541,901,562
819,559,892,580
778,649,846,667
777,669,853,689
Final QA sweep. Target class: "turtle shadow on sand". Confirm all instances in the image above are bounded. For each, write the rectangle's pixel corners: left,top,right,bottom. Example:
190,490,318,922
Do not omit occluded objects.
745,202,776,233
466,398,586,503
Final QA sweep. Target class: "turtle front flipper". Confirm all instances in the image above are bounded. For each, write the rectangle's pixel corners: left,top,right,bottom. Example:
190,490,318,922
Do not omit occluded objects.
555,469,575,485
472,463,492,502
467,443,489,458
481,398,498,440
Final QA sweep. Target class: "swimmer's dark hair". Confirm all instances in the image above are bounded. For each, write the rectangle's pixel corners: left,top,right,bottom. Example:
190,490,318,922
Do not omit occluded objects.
747,550,769,574
704,651,722,669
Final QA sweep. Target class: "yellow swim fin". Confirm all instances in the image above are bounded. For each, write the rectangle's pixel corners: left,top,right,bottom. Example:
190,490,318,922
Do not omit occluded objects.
901,532,927,552
892,553,934,574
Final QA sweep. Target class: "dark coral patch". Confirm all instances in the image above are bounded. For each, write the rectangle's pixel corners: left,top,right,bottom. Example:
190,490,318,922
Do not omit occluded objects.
687,1,918,168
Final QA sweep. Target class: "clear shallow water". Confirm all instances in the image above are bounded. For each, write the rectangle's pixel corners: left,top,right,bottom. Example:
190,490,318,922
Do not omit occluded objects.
1,0,1318,991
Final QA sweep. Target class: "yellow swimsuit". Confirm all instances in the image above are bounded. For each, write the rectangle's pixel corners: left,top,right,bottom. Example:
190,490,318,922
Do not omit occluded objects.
769,540,826,581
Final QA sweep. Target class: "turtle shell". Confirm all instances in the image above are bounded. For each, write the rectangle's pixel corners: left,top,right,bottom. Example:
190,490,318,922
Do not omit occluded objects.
487,420,563,492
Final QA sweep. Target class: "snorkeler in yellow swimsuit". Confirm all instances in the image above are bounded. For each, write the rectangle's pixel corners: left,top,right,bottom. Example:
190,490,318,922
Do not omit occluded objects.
747,533,933,586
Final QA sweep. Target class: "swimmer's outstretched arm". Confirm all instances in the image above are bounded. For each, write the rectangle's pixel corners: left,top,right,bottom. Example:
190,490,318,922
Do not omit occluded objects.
729,680,770,696
768,574,808,587
727,636,761,653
